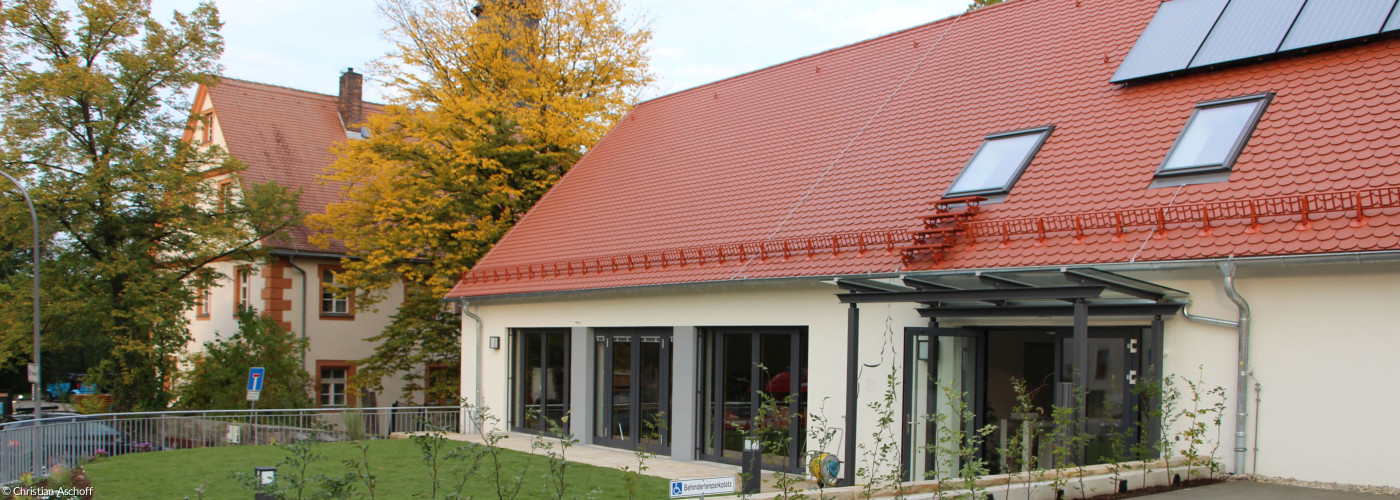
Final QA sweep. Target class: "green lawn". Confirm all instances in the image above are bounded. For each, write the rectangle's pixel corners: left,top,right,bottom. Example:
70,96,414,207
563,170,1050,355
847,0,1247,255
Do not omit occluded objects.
83,438,673,499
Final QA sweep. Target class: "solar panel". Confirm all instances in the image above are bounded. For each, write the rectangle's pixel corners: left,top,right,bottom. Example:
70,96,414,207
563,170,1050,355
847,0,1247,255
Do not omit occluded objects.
1384,1,1400,32
1110,0,1228,83
1278,0,1398,51
1190,0,1305,68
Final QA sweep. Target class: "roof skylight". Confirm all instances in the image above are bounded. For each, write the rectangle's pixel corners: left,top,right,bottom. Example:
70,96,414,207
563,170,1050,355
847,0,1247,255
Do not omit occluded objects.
945,126,1053,198
1158,94,1271,177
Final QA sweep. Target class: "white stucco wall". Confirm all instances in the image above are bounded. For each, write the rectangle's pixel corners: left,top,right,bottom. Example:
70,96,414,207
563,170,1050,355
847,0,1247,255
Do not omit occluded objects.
183,256,417,406
460,259,1400,488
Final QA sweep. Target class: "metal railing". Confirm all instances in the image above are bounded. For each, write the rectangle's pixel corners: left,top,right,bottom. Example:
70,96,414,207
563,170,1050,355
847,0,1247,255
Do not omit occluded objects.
0,405,462,484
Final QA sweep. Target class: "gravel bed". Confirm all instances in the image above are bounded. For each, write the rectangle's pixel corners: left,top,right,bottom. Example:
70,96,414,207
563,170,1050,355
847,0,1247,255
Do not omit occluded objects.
1231,474,1400,497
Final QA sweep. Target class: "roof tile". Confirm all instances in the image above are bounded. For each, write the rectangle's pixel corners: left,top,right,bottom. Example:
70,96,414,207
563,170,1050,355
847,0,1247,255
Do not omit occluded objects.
449,0,1400,299
206,78,383,255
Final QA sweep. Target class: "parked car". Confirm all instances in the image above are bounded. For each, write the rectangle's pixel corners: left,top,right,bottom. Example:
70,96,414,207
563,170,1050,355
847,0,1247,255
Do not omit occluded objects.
0,412,160,463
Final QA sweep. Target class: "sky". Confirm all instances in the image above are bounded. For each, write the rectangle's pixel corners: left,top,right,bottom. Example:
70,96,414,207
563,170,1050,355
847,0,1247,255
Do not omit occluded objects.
147,0,969,103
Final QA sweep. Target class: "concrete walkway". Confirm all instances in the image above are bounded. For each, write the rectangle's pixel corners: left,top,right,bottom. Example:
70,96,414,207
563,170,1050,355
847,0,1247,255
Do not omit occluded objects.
1143,481,1399,499
431,431,743,481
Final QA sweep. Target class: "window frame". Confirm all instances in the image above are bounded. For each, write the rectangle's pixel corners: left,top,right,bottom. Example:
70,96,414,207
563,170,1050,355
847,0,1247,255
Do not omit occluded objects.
216,178,236,212
195,287,211,319
424,363,459,406
1155,93,1273,178
318,265,355,320
316,360,356,408
233,266,252,316
201,110,215,145
944,125,1055,198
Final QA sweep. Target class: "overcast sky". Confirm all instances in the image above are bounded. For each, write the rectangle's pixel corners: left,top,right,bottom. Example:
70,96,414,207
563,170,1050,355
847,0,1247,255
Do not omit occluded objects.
148,0,969,103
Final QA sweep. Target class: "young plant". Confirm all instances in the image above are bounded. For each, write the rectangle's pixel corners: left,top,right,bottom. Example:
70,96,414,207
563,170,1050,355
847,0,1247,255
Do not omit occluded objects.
413,427,450,498
622,412,667,500
1047,380,1086,498
1129,373,1164,490
945,383,997,500
538,413,581,499
1177,365,1228,481
1097,380,1131,495
858,362,904,499
1157,374,1182,485
344,441,378,500
755,390,806,500
471,403,535,500
1000,377,1045,500
277,437,329,500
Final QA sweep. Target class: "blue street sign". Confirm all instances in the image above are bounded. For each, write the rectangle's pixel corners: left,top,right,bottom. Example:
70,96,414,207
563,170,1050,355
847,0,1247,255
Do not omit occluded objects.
247,367,266,391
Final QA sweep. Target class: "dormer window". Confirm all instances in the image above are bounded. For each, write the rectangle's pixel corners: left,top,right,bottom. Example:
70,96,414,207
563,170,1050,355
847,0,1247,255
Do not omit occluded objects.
1157,94,1271,177
945,126,1053,198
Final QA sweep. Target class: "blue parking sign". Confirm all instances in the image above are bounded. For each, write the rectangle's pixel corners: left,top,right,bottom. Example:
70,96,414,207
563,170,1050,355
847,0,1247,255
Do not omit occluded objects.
247,367,266,391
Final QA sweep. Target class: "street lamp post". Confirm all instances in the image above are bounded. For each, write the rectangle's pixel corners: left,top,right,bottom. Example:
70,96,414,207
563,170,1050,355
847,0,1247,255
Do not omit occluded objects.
0,171,42,477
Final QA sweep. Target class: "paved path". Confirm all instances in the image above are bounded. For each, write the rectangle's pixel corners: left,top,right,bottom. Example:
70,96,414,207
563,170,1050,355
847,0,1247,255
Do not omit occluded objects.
433,431,743,481
1143,481,1399,499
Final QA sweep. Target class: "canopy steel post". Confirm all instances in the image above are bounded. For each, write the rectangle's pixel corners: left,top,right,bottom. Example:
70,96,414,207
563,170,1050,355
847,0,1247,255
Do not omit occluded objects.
840,302,858,487
1073,299,1089,462
0,172,41,478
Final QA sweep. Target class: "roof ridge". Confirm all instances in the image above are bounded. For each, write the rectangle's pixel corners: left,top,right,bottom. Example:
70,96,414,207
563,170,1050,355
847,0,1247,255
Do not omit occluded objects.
637,0,1033,107
214,75,387,107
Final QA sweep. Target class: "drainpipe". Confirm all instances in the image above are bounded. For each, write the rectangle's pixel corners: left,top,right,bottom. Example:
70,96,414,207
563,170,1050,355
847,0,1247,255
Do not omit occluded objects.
286,255,309,342
1219,262,1252,476
462,302,484,433
1176,262,1251,475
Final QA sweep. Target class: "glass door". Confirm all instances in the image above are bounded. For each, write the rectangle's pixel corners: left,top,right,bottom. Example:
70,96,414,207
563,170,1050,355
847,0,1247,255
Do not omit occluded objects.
698,328,808,472
1058,328,1141,465
511,329,570,433
594,329,672,454
904,327,985,481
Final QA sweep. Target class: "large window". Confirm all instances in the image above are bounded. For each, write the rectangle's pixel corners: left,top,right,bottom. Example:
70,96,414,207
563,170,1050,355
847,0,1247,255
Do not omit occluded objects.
699,327,808,472
319,265,353,319
511,329,570,434
945,126,1053,197
1158,94,1271,177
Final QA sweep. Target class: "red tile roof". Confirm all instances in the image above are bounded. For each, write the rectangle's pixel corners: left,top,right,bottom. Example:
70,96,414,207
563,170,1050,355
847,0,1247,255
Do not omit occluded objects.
203,77,383,255
447,0,1400,299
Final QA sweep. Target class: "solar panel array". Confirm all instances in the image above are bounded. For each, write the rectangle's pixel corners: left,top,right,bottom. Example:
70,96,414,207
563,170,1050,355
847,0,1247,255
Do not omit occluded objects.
1112,0,1400,83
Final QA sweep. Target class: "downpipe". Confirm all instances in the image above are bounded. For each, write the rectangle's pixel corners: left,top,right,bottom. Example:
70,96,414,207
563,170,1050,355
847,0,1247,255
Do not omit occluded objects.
462,302,484,434
1219,262,1252,476
1177,262,1252,475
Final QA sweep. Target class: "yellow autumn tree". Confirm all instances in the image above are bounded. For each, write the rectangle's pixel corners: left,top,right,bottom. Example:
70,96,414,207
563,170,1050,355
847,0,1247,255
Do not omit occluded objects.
308,0,652,401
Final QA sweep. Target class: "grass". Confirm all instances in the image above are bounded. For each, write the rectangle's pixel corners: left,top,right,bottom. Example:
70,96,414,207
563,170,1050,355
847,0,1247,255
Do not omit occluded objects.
83,437,673,499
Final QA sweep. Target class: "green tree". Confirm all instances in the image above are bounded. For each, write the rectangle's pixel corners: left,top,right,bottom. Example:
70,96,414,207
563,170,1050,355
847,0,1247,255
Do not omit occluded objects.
967,0,1004,11
309,0,652,401
0,0,301,410
177,308,313,410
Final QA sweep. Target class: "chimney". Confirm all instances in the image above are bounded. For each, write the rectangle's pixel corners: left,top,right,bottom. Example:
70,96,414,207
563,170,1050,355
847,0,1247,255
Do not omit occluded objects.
338,68,363,129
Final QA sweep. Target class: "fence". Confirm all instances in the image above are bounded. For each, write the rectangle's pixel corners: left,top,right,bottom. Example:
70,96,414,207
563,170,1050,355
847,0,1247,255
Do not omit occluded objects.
0,405,462,484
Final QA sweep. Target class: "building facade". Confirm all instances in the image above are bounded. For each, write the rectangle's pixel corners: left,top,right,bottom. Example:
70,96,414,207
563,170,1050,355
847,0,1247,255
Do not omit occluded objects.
450,0,1400,489
182,71,426,407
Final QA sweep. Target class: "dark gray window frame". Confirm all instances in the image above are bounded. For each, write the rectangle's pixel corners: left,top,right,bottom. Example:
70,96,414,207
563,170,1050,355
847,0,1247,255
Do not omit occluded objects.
944,125,1055,198
1155,93,1273,178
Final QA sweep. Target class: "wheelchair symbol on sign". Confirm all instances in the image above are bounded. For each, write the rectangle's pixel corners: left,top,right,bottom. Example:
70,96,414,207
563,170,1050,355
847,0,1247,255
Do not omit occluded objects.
671,482,683,496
